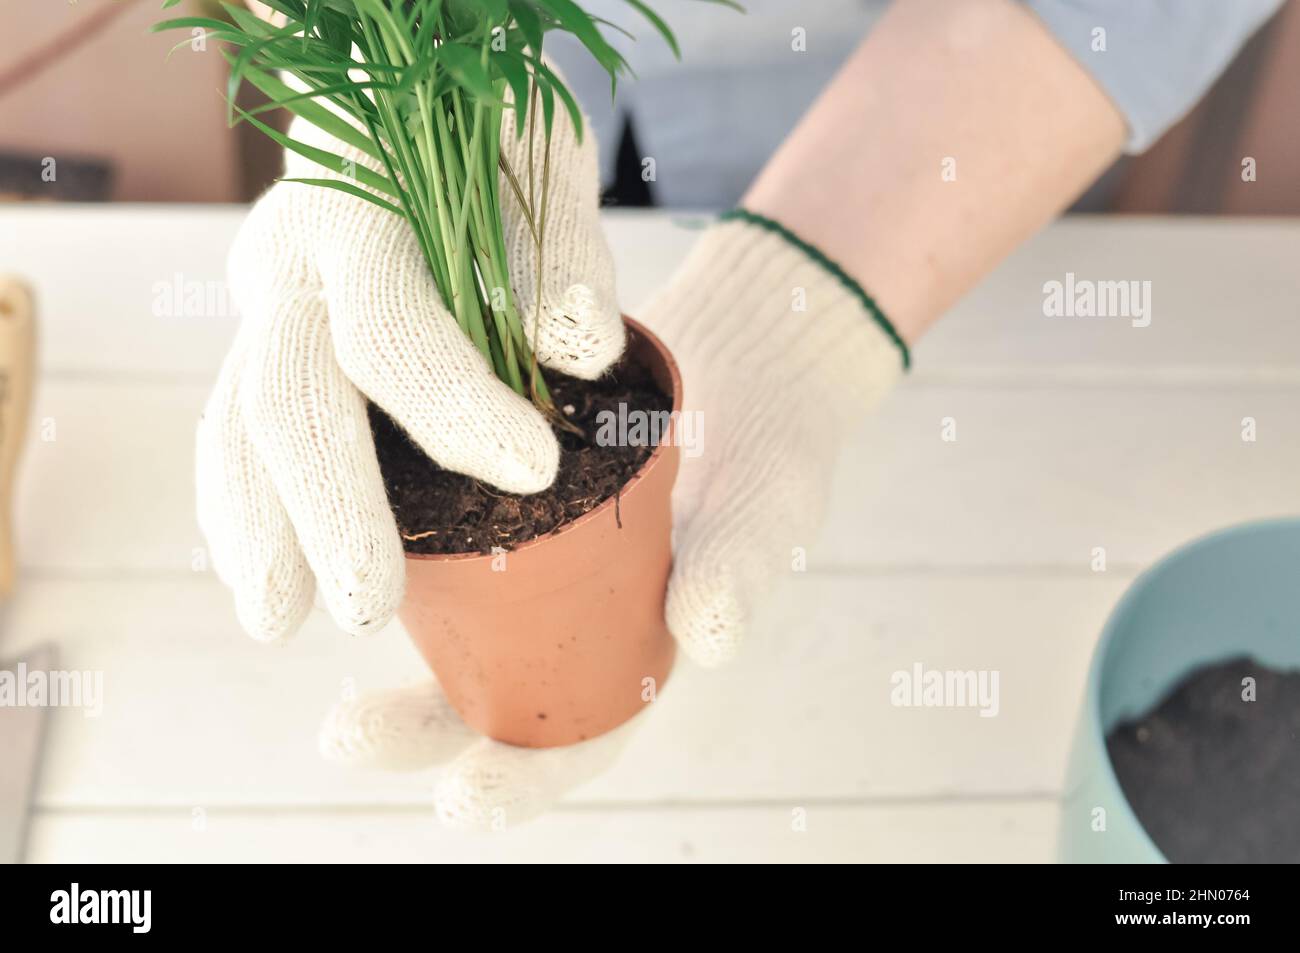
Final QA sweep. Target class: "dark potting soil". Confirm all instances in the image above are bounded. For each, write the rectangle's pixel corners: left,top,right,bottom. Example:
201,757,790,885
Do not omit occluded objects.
369,351,671,556
1106,656,1300,863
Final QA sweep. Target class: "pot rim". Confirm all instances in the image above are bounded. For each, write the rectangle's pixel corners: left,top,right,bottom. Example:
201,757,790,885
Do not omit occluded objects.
405,314,682,564
1080,515,1300,862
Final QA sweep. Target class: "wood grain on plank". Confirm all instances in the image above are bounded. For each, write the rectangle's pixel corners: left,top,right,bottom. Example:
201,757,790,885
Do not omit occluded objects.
27,799,1059,863
3,209,1298,380
14,380,1299,573
8,573,1121,808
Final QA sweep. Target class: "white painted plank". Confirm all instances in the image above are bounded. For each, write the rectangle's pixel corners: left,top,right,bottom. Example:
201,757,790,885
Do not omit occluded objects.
5,573,1123,808
25,799,1058,863
18,381,209,573
912,217,1300,379
613,215,1300,381
16,379,1300,573
0,206,242,379
826,384,1300,570
5,205,1291,845
4,207,1299,380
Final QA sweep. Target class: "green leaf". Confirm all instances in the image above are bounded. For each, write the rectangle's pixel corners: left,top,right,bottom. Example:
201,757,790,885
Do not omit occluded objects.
620,0,679,57
443,0,494,38
533,65,554,136
533,0,626,75
434,42,501,103
222,1,283,37
480,0,509,23
227,33,289,125
495,51,533,137
256,0,312,23
280,177,404,217
508,0,543,53
150,15,236,36
152,0,741,409
352,0,414,61
531,57,584,141
233,59,386,161
231,104,401,200
162,31,248,63
587,15,637,44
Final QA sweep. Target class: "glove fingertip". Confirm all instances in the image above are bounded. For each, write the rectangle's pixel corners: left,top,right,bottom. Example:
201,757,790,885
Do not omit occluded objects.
485,434,560,495
235,574,315,644
319,681,476,771
321,566,405,638
531,284,626,381
445,388,561,495
303,514,405,637
665,566,747,669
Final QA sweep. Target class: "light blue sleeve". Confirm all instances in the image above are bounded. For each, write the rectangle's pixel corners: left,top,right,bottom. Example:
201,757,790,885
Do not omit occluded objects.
1025,0,1285,153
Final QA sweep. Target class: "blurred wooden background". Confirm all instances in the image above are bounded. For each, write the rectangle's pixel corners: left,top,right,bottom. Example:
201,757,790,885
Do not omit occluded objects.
0,0,1297,211
0,0,280,203
1108,0,1300,214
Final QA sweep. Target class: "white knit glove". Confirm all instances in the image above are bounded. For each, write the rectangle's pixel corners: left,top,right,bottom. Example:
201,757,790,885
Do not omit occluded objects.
318,211,908,830
198,102,623,642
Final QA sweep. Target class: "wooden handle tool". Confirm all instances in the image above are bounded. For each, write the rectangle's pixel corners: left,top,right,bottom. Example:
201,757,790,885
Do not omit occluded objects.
0,277,36,601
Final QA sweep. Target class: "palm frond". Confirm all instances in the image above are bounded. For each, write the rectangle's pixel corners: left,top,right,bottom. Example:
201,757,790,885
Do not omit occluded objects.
154,0,742,403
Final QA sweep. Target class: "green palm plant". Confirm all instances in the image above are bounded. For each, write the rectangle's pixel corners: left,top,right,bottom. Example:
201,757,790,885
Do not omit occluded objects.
154,0,737,416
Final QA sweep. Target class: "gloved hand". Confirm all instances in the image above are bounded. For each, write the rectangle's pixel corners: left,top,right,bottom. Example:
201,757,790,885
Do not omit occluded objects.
211,0,908,834
198,100,623,642
317,210,908,830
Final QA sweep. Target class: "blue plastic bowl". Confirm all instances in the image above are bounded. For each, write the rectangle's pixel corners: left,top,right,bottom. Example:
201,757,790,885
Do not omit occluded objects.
1058,518,1300,863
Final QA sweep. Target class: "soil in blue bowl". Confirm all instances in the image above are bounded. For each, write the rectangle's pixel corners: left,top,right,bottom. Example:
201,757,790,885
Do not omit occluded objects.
1106,656,1300,863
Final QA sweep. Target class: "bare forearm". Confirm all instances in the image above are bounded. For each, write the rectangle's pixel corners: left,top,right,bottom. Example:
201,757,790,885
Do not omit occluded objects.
744,0,1125,345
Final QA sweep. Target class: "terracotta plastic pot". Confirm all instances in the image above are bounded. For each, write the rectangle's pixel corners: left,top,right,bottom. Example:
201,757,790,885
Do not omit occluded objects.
398,317,680,748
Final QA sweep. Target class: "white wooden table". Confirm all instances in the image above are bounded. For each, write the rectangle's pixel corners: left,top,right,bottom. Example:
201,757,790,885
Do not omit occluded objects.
2,207,1298,862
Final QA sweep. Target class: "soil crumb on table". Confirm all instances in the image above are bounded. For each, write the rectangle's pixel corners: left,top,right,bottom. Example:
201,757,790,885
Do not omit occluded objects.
371,351,671,556
1106,656,1300,863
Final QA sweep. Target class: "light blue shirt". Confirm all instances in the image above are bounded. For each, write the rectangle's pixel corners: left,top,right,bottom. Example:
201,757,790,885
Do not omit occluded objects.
548,0,1284,207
